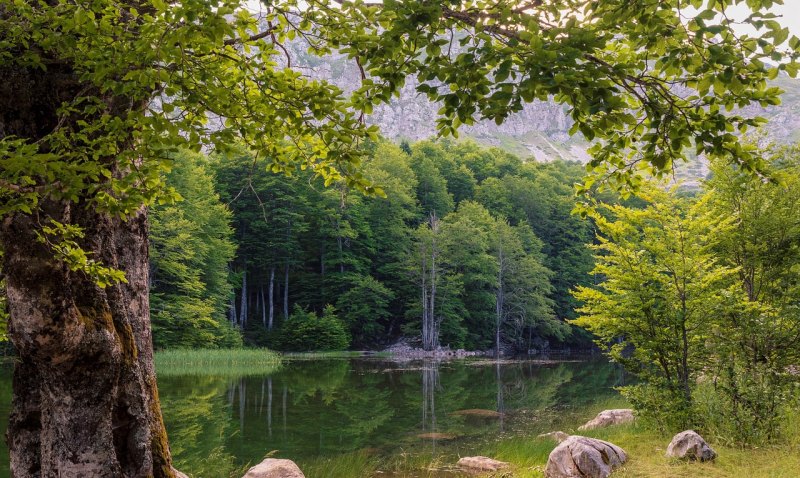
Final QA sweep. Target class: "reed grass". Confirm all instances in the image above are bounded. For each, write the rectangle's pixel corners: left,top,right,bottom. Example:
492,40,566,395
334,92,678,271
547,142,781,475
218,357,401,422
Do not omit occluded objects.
300,450,381,478
155,348,281,377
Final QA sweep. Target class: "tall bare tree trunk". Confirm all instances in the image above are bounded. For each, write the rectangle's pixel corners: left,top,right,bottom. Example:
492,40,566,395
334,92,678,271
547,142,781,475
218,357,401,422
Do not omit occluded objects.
421,246,429,351
283,262,289,320
268,266,275,330
496,246,505,358
240,269,248,328
230,294,238,325
260,287,266,328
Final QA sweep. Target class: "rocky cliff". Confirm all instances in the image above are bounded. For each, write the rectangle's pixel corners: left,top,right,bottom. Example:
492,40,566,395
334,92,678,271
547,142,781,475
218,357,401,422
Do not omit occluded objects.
289,39,800,172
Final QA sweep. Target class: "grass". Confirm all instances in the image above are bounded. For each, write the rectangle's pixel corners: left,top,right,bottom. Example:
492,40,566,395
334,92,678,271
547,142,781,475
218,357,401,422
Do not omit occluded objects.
590,424,800,478
154,348,281,377
301,450,381,478
478,407,800,478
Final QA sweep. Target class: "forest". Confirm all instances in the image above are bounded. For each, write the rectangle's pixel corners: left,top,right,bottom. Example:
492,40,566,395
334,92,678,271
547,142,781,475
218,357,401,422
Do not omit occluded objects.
147,139,600,353
144,133,800,448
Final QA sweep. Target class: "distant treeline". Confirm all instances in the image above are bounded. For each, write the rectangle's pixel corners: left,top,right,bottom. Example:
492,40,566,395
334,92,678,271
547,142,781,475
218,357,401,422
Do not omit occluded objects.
148,139,610,351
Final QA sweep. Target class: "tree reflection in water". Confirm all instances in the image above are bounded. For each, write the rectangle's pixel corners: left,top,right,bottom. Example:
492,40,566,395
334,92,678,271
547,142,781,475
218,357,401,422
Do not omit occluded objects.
138,358,623,477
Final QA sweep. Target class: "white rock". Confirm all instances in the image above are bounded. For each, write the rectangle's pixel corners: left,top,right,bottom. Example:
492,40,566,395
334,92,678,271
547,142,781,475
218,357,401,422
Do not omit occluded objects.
456,456,510,472
545,435,627,478
666,430,717,462
578,409,635,431
538,431,570,443
242,458,305,478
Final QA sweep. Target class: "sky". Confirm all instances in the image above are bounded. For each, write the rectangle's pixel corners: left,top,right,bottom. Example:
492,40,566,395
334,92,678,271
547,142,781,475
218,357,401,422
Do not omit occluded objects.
244,1,800,38
723,2,800,38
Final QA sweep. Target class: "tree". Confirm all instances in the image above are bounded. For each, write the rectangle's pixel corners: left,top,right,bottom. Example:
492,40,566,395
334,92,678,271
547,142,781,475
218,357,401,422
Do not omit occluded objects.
410,213,446,351
336,275,395,348
1,0,796,474
492,220,560,353
439,201,496,349
360,143,419,334
410,154,455,220
149,150,240,349
703,149,800,443
0,1,371,473
475,165,596,323
573,188,738,430
271,304,350,352
212,146,312,332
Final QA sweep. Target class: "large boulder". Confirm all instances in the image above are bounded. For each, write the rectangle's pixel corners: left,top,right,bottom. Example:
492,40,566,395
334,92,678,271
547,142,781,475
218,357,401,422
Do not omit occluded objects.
666,430,717,462
242,459,305,478
456,456,510,472
578,409,635,431
545,436,627,478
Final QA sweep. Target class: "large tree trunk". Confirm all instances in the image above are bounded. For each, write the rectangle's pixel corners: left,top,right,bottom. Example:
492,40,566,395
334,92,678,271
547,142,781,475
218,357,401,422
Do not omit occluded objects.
1,51,175,477
2,208,174,478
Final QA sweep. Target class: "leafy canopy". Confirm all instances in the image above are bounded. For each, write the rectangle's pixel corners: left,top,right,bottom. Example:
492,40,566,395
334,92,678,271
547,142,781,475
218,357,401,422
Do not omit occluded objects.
1,0,799,283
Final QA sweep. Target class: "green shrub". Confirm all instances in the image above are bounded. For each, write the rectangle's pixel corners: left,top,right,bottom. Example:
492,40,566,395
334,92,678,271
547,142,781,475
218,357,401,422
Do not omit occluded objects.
271,304,350,352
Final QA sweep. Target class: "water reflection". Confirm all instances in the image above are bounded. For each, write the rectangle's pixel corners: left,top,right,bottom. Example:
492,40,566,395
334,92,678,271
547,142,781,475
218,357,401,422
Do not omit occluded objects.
421,360,439,438
0,358,624,478
164,358,622,477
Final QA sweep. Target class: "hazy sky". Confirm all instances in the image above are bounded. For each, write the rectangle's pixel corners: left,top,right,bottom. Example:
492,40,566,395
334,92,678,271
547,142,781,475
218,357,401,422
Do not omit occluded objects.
725,2,800,37
242,1,800,48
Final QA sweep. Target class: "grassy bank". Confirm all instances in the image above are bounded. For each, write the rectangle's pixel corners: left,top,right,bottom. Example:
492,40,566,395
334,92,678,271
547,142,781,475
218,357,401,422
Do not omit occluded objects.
365,395,800,478
480,401,800,478
480,424,800,478
154,348,281,377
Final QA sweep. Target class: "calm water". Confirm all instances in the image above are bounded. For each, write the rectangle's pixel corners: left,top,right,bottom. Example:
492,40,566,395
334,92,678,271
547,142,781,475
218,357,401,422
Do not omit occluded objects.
0,357,625,477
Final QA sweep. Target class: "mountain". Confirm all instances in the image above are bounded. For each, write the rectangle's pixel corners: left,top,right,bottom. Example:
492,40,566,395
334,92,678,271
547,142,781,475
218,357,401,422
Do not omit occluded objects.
288,38,800,174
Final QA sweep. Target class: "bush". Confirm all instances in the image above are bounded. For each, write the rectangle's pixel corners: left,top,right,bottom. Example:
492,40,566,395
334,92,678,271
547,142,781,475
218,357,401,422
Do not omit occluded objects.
271,304,350,352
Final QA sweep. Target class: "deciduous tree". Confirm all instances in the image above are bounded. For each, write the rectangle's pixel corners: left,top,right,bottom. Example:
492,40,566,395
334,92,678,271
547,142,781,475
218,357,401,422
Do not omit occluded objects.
573,188,738,430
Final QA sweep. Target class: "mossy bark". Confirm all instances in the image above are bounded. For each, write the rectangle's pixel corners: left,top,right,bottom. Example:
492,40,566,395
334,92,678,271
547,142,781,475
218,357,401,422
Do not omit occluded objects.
2,207,175,478
0,45,175,478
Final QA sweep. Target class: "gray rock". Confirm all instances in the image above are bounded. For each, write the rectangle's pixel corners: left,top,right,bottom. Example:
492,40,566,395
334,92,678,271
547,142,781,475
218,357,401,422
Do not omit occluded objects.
538,431,570,443
545,435,627,478
456,456,510,472
578,409,635,431
666,430,717,462
242,458,305,478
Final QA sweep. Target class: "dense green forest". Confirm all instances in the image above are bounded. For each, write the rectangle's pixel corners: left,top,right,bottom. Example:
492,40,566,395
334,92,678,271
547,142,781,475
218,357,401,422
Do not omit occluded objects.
144,137,800,446
147,139,600,352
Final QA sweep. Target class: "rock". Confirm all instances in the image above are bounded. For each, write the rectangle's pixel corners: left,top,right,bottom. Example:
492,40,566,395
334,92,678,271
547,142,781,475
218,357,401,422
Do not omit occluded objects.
578,409,635,431
242,458,305,478
666,430,717,462
538,431,570,443
450,408,504,418
416,432,457,440
545,436,627,478
457,456,510,472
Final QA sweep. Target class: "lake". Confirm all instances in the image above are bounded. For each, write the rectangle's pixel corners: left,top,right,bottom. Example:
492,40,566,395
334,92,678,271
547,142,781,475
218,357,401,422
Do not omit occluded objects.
0,356,626,477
